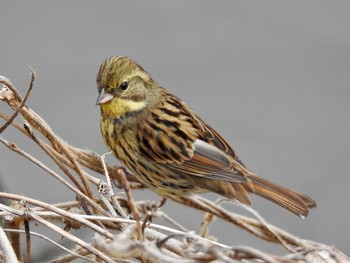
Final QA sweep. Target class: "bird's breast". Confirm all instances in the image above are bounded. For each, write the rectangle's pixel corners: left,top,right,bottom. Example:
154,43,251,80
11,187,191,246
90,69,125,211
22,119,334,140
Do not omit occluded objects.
100,114,140,166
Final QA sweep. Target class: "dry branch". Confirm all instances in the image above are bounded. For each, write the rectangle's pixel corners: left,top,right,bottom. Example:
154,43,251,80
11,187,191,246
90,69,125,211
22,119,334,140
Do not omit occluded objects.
0,73,349,262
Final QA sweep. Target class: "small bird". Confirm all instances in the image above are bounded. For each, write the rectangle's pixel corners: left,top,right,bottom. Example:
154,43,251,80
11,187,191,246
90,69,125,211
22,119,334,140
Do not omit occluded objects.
96,56,316,218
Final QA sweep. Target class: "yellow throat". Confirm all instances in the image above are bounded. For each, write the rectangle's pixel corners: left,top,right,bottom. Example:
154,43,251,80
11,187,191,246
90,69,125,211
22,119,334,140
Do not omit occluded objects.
101,97,146,118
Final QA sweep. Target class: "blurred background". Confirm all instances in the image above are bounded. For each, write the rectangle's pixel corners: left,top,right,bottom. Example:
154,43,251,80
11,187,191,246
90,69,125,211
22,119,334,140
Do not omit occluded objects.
1,1,349,260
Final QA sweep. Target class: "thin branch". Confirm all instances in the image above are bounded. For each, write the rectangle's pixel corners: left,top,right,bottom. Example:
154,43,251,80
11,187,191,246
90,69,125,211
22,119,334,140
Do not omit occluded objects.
0,193,114,239
0,69,35,133
117,169,143,241
0,72,348,262
27,211,115,263
0,75,22,102
0,136,110,218
3,229,96,263
24,217,31,263
23,122,86,193
100,153,128,218
0,226,18,263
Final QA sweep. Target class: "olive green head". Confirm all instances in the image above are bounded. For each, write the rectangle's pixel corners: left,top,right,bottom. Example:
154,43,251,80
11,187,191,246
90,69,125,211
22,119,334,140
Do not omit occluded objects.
96,56,158,118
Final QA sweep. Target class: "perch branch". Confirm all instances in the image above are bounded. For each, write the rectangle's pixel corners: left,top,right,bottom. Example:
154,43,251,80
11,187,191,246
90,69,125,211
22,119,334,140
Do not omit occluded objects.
1,73,348,262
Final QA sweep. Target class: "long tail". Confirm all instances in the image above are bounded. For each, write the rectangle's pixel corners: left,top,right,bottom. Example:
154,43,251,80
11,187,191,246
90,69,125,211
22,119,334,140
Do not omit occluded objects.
247,174,316,218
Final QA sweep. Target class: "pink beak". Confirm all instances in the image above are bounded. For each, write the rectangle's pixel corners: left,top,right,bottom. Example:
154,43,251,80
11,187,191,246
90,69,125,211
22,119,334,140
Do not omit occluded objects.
96,89,114,105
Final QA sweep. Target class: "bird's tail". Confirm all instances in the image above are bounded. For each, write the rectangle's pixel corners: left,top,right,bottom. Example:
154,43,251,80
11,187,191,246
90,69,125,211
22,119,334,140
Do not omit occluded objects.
247,174,316,218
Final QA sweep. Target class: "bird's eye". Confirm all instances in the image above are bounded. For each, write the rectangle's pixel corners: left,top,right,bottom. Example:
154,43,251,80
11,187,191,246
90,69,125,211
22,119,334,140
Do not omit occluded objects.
119,81,128,90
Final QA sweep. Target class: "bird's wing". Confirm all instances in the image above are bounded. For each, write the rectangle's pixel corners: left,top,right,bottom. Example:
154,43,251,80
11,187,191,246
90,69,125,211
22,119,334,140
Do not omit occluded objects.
136,94,248,183
172,139,247,183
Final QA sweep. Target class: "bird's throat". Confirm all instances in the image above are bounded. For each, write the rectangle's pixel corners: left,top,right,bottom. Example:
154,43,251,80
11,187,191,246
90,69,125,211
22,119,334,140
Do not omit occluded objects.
101,98,146,118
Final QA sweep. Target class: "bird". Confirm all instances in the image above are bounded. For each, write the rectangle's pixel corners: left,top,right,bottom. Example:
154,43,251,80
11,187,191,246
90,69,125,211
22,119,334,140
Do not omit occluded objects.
96,56,316,218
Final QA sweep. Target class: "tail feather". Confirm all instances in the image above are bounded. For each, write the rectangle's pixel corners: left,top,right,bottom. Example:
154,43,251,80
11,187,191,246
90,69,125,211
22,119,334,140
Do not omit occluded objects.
247,174,316,218
197,173,315,217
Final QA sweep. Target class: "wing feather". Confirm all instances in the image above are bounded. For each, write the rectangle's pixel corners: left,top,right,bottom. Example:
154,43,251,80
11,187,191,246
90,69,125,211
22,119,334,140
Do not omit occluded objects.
136,92,248,183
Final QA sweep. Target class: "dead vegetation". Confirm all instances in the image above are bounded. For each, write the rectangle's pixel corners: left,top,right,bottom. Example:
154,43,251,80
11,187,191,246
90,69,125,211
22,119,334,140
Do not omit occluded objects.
0,71,348,262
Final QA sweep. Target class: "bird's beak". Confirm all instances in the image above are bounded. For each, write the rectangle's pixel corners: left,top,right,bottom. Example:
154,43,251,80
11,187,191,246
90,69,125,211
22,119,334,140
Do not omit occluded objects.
96,89,114,105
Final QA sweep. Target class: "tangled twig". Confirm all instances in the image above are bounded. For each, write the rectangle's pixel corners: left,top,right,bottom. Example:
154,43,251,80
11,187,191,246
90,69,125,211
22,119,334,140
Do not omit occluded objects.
0,73,348,262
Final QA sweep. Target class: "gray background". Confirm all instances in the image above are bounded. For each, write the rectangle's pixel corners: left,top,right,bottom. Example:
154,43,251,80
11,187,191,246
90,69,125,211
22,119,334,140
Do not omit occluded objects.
1,1,349,260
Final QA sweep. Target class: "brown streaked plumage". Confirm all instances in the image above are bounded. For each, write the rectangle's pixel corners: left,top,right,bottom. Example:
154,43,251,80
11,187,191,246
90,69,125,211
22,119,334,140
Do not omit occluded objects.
96,56,316,217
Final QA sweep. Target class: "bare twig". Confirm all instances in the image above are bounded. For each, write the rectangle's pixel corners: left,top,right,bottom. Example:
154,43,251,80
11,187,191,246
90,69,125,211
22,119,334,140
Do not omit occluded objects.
100,153,128,218
27,211,115,263
0,69,35,133
3,228,96,263
0,73,348,262
23,122,87,192
0,193,114,239
24,217,31,263
0,136,112,219
0,226,18,263
117,169,143,241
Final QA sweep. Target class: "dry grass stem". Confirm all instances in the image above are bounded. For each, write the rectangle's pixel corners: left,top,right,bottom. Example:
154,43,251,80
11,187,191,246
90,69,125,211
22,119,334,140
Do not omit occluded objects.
0,73,348,262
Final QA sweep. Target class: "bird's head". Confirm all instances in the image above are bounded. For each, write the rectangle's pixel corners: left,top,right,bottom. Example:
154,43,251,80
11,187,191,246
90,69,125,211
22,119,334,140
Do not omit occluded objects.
96,56,156,118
